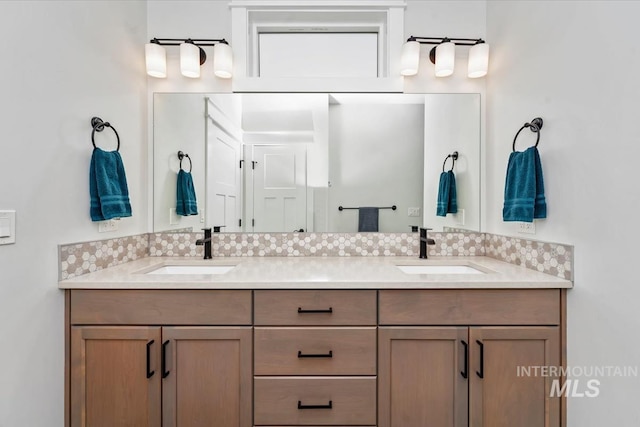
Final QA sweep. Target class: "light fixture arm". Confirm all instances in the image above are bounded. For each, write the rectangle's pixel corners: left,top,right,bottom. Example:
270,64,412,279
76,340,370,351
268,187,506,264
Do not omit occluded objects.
149,38,230,47
407,36,485,47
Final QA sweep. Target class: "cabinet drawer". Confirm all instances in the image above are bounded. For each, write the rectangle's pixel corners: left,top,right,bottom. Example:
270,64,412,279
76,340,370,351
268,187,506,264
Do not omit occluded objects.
254,377,376,425
255,327,376,375
70,290,252,325
254,290,377,325
379,289,560,325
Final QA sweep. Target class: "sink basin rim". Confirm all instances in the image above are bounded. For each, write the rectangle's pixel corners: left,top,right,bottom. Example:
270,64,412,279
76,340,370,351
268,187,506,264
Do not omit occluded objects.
144,264,237,275
396,264,485,275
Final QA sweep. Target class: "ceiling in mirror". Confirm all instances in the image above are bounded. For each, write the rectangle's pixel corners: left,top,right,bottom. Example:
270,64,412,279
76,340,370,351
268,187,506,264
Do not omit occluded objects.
153,93,480,234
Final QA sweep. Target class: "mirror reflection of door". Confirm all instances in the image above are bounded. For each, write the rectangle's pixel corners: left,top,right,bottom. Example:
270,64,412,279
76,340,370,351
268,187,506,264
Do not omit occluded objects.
250,145,307,232
206,111,242,232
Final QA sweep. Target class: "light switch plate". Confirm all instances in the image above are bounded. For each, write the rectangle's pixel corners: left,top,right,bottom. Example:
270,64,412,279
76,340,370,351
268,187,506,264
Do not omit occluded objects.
517,221,536,234
0,210,16,245
0,218,9,237
407,207,420,217
98,219,119,233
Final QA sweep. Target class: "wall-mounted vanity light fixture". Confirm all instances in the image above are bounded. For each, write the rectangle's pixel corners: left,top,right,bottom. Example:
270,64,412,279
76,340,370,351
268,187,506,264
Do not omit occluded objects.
400,36,489,78
145,38,233,79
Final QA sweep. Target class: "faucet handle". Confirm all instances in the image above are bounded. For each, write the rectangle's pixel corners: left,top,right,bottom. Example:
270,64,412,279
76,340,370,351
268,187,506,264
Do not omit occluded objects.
212,226,226,233
419,227,432,237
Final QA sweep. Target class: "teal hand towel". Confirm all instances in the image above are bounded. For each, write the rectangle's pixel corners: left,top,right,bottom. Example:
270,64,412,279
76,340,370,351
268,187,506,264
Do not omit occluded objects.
436,170,458,217
503,146,547,222
176,169,198,216
90,148,132,221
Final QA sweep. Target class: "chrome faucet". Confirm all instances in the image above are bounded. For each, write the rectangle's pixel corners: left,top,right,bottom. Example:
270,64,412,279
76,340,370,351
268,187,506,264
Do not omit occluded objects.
195,228,213,259
419,227,436,259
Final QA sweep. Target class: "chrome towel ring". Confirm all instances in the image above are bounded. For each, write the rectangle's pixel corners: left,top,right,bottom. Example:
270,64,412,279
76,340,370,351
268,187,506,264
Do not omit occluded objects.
513,117,543,152
91,117,120,151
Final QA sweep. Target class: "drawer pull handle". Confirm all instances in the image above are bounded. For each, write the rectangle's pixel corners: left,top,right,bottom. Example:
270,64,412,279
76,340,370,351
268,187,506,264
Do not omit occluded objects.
162,340,170,378
146,340,155,379
298,307,333,314
298,400,333,410
461,340,468,379
476,340,484,379
298,350,333,358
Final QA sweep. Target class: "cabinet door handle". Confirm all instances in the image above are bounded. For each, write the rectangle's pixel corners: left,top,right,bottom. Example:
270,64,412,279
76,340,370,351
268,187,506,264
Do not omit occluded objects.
298,400,333,410
461,340,468,379
298,307,333,314
146,340,155,379
162,340,170,378
476,340,484,379
298,350,333,358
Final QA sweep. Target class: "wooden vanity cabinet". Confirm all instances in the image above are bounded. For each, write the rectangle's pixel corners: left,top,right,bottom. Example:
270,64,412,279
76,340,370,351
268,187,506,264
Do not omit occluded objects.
378,289,562,427
68,290,253,427
66,287,565,427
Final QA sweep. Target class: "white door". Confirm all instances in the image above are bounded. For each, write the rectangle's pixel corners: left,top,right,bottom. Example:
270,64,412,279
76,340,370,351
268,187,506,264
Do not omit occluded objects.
251,145,307,232
206,119,242,232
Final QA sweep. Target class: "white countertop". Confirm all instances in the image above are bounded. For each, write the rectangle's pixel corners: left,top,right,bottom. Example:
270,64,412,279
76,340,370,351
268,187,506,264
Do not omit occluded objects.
58,256,573,290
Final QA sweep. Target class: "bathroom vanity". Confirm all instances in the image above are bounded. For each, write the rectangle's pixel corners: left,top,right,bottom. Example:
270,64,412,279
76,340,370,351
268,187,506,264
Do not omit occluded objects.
61,256,570,427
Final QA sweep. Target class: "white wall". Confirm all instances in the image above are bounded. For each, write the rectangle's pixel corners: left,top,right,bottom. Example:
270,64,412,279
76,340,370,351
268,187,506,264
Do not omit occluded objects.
0,1,147,426
486,1,640,424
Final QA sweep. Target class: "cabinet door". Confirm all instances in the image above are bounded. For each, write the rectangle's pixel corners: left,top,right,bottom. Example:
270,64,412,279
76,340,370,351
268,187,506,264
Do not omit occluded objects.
379,327,468,427
162,327,252,427
469,327,560,427
71,326,161,427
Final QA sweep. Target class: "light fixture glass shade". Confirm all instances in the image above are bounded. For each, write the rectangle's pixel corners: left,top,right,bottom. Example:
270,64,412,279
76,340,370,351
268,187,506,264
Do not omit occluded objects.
145,43,166,78
213,43,233,79
435,41,455,77
180,42,201,78
468,42,489,78
400,40,421,76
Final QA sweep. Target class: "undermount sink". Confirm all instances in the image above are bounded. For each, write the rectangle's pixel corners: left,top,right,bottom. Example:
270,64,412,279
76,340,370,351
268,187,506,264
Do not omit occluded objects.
145,265,237,275
396,265,485,275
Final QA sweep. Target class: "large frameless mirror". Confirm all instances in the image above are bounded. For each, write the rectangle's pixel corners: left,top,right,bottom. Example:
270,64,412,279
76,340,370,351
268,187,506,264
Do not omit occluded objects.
153,93,480,233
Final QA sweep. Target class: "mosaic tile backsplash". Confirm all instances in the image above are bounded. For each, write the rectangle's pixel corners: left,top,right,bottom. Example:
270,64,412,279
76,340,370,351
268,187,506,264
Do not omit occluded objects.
59,231,572,281
485,233,573,281
147,232,487,258
59,234,148,280
150,232,420,257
